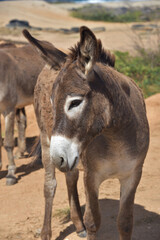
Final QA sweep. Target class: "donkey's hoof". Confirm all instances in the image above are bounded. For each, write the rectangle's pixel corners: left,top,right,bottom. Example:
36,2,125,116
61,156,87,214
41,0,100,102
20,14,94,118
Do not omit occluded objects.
6,176,17,185
77,230,87,238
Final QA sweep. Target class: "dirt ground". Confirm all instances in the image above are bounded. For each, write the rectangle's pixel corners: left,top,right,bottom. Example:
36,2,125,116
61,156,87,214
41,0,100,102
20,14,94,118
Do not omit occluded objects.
1,1,160,54
0,1,160,240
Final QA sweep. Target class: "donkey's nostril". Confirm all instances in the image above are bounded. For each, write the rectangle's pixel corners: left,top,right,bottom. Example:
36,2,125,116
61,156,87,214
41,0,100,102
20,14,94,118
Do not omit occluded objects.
59,157,69,172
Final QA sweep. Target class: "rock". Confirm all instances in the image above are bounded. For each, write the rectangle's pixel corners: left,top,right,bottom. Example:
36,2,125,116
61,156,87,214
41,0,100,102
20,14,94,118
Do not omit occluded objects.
32,26,43,31
6,19,31,28
5,19,105,34
58,26,105,34
59,28,71,34
131,24,160,31
43,27,57,32
92,27,106,33
58,27,79,34
131,24,145,30
70,27,79,33
149,24,159,29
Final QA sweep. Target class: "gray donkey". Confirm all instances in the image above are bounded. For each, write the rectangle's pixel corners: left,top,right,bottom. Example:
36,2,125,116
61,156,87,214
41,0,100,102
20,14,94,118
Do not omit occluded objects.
0,43,45,185
0,43,27,168
24,27,149,240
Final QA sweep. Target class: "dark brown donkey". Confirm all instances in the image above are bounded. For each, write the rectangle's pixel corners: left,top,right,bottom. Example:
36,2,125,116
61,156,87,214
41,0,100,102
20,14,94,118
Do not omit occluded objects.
0,43,45,185
24,26,149,240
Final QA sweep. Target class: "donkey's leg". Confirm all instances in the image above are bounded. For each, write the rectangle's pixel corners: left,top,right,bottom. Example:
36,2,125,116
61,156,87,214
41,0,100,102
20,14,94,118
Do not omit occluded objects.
15,108,27,158
4,111,17,185
83,171,101,240
65,168,86,238
41,134,57,240
117,168,142,240
0,113,2,170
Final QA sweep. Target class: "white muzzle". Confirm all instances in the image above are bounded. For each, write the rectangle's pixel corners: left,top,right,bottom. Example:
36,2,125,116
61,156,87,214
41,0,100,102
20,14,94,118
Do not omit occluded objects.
50,135,79,172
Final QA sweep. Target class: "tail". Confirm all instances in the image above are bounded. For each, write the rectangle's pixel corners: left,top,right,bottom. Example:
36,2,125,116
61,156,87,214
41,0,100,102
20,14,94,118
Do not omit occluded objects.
29,136,43,167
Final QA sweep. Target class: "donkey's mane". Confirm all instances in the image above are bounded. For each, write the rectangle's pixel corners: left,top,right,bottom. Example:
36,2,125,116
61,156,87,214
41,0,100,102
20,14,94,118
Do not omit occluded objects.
68,39,115,67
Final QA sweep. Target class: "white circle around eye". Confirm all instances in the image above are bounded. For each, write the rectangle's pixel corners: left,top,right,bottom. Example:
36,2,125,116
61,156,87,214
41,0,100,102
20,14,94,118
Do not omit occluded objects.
64,96,86,119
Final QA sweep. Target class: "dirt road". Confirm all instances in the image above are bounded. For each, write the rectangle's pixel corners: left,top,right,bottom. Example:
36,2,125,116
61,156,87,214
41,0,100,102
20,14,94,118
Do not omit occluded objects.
0,94,160,240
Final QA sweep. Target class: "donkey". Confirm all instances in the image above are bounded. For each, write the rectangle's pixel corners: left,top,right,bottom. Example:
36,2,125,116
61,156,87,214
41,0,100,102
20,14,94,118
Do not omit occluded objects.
24,26,149,240
0,43,45,185
0,43,27,174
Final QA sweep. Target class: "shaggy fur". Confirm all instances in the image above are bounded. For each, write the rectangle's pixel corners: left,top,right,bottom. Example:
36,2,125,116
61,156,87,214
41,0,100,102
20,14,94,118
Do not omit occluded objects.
24,26,149,240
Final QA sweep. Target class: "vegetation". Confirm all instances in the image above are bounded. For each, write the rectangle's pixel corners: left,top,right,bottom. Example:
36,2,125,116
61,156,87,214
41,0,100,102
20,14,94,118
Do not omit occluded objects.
71,5,160,23
115,50,160,98
53,207,70,223
71,4,160,97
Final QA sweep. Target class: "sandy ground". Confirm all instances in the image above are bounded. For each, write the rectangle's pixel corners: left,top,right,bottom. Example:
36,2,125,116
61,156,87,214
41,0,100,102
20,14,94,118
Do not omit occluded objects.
0,94,160,240
0,1,160,240
0,1,160,53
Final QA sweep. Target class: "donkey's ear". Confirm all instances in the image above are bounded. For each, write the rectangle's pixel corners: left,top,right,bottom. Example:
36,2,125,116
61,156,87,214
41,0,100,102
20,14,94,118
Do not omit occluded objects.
78,26,98,75
23,29,67,70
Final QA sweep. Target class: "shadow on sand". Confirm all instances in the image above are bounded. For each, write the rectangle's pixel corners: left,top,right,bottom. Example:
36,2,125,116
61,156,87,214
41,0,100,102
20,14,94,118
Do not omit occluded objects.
0,137,160,240
55,198,160,240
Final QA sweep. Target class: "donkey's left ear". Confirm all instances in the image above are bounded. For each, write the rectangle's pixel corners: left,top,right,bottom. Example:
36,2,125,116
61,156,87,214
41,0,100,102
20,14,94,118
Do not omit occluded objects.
23,29,67,70
78,26,98,75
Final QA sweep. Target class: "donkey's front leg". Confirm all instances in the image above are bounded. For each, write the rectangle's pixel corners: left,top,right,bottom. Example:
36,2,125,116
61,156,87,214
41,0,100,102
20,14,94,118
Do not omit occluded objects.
65,168,86,238
117,169,142,240
83,171,101,240
41,165,56,240
0,113,2,170
41,135,57,240
15,108,27,158
4,111,16,185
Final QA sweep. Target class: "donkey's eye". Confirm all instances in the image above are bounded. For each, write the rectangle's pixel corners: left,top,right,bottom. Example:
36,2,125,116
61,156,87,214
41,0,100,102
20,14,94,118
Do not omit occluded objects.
68,99,82,110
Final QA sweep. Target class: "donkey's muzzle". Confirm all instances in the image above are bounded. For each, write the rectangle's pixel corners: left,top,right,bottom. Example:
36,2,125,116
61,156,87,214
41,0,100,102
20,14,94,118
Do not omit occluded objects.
50,135,79,172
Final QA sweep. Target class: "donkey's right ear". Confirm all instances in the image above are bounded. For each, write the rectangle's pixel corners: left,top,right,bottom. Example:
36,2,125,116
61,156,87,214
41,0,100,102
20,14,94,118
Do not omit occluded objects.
23,29,67,70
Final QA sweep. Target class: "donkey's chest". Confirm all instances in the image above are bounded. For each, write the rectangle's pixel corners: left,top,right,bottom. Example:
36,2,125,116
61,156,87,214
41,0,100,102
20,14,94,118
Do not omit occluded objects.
85,135,139,181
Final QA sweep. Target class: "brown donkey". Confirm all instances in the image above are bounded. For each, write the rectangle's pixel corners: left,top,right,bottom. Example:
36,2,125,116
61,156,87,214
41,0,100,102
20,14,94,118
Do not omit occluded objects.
24,26,149,240
0,43,45,185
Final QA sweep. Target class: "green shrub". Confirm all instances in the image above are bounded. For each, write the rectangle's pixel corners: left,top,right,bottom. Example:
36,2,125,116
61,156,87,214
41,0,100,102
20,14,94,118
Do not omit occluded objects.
71,5,160,23
115,51,160,97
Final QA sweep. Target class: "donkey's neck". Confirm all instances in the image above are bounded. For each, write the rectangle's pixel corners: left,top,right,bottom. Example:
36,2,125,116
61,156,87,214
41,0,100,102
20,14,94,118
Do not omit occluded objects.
91,64,135,127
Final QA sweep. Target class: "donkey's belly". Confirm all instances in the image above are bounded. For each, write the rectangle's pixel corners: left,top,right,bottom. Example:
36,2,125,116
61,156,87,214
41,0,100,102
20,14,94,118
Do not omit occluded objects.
16,94,33,108
0,86,17,113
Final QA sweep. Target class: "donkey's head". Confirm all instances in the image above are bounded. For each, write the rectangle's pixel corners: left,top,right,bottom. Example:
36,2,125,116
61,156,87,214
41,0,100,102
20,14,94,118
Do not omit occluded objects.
24,26,115,172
